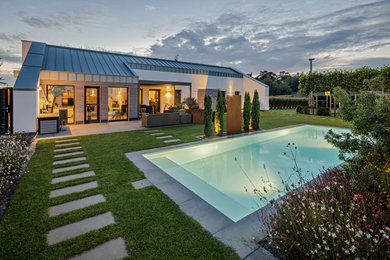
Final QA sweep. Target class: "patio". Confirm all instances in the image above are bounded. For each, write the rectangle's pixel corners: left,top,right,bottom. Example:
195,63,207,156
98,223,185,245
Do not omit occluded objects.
37,120,145,139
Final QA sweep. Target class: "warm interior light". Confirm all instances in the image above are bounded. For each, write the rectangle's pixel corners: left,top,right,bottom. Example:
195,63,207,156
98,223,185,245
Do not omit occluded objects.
166,85,171,91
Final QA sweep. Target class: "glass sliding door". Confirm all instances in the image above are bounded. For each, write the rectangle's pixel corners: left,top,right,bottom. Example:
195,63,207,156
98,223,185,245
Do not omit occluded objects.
108,87,128,121
39,85,75,124
85,87,99,123
149,89,160,113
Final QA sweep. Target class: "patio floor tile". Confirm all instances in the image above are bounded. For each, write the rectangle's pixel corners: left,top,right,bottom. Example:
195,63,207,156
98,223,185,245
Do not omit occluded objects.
163,139,181,143
54,146,82,153
55,138,79,143
55,142,81,147
131,179,153,189
156,135,173,139
54,151,84,158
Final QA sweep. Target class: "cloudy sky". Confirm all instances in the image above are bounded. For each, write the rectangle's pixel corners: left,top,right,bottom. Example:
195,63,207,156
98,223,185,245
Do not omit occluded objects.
1,0,389,84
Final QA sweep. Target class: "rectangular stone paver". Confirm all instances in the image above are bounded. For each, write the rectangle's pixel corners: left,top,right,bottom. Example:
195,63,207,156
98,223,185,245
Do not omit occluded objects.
54,146,82,153
49,194,106,217
156,135,173,139
52,163,90,174
50,181,98,198
132,179,153,189
51,171,96,184
54,151,84,158
150,132,164,135
47,211,115,245
68,237,128,260
163,139,181,143
145,130,159,133
55,138,78,143
55,142,81,147
53,157,86,165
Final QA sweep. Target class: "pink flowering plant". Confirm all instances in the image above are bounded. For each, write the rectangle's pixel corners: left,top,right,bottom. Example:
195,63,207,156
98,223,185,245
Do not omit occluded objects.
261,168,390,259
0,134,31,197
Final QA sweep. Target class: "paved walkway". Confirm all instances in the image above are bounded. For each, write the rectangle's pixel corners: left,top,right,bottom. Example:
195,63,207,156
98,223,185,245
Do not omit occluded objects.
38,120,144,139
47,138,128,259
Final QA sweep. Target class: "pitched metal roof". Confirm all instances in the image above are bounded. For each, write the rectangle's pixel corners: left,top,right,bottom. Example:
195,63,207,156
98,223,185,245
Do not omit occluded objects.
14,41,46,90
41,44,243,78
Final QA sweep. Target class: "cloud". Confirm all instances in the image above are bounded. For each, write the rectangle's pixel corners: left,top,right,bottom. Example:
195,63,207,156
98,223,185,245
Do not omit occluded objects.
145,4,156,11
0,33,27,43
18,6,110,30
149,0,390,73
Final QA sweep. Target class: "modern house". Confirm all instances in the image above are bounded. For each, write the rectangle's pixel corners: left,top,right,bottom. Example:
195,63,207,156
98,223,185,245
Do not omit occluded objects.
13,40,269,133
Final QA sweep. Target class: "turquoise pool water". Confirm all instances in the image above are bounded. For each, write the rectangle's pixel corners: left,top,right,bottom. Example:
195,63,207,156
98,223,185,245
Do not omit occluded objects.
143,125,349,222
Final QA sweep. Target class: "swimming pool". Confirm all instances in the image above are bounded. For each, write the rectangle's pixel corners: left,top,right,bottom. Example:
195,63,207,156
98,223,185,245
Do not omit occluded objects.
143,125,349,222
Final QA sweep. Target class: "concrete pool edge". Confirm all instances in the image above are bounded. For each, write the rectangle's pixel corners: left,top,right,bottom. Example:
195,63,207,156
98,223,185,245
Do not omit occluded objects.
126,124,322,259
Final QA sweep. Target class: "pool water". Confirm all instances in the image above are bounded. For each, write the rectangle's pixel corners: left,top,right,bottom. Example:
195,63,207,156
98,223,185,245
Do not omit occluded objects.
143,125,349,222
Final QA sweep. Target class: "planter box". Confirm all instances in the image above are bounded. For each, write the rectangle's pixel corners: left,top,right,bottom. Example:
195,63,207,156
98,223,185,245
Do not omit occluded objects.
189,109,204,124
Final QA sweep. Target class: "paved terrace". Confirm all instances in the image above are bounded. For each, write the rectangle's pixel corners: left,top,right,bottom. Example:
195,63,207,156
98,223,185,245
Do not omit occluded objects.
38,120,145,139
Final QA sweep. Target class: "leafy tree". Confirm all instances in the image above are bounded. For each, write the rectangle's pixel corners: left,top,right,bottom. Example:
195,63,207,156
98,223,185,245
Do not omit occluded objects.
243,92,251,131
325,86,390,207
203,94,213,137
214,90,224,136
0,58,6,85
251,90,260,130
255,70,299,95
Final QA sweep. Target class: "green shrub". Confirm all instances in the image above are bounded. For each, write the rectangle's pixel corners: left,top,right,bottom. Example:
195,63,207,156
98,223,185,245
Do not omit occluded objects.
178,108,186,112
251,90,260,130
296,105,303,114
302,106,310,114
325,87,390,206
214,90,224,136
316,107,330,116
184,97,199,109
203,94,213,137
243,92,251,131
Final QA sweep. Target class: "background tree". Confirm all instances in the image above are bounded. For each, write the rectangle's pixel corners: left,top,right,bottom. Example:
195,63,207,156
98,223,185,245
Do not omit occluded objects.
251,90,260,130
243,92,251,131
0,58,6,85
214,90,224,136
203,94,213,137
254,70,300,95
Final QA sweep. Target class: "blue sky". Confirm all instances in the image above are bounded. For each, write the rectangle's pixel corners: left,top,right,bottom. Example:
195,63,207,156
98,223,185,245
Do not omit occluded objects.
1,0,389,84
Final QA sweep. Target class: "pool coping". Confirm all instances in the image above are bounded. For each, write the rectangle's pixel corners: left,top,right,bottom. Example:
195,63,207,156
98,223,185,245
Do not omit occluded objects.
125,124,343,259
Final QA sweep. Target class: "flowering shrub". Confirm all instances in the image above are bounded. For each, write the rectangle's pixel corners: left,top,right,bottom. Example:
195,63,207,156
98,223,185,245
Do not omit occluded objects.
0,134,31,197
262,169,390,259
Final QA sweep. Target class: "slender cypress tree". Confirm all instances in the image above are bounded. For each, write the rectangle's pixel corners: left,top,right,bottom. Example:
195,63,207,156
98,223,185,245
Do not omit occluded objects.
214,90,225,136
204,94,213,137
243,92,251,131
251,90,260,130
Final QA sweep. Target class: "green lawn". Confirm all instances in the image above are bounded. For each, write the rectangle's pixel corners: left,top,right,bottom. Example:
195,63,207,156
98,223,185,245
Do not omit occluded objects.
0,109,350,259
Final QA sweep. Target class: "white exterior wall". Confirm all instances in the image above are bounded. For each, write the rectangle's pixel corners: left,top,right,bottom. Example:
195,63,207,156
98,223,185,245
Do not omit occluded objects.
133,69,243,100
243,76,269,110
13,90,38,133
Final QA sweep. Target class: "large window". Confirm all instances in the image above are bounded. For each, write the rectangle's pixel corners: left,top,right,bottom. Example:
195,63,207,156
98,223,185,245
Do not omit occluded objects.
39,85,75,124
108,87,128,121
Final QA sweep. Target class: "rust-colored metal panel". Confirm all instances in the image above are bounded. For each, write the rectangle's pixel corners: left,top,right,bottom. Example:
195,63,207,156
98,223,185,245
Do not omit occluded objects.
227,95,241,135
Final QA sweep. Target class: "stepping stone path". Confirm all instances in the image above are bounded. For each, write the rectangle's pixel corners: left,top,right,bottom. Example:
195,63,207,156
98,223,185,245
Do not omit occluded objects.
156,135,173,139
47,138,128,258
54,151,84,158
145,130,181,144
52,163,90,174
53,157,86,165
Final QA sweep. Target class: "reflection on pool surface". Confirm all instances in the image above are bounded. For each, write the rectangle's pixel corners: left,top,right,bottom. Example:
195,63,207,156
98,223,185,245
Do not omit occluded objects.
143,125,349,222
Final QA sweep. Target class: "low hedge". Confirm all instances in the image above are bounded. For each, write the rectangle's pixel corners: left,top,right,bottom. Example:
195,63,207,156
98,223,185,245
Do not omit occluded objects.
270,98,307,109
